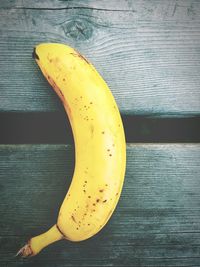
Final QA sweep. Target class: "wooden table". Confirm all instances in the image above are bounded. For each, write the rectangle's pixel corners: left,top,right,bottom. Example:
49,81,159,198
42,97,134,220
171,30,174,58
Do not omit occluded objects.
0,1,200,266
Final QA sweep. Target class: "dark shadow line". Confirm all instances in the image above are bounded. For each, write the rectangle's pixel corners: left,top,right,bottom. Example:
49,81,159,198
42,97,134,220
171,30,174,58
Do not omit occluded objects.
0,6,136,13
0,112,199,144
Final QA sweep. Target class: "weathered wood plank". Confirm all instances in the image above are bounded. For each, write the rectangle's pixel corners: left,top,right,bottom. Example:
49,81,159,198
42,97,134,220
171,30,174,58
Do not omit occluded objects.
0,0,200,115
0,144,199,266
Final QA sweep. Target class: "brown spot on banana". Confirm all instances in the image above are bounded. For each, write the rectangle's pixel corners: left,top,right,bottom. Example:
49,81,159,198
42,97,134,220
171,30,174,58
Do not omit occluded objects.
43,71,71,116
90,124,94,137
70,51,90,65
71,215,77,223
47,54,53,63
57,87,64,98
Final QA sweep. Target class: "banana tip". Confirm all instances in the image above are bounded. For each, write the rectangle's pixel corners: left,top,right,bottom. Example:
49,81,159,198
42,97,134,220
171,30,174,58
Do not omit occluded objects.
32,47,39,60
16,243,34,258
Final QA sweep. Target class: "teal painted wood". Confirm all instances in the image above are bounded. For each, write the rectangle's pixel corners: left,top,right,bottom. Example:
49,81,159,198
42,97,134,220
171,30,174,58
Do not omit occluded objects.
0,144,200,266
0,0,200,115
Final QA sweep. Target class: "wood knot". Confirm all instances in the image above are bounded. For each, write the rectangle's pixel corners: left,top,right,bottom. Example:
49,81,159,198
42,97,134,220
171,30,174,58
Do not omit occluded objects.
63,19,93,41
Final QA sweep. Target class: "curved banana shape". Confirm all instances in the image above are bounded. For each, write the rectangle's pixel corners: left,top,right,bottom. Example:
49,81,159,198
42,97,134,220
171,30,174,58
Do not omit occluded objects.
18,43,126,257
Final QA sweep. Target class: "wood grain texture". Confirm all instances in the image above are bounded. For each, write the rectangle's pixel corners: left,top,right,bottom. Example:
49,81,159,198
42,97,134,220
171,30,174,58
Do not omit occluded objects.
0,0,200,115
0,144,199,266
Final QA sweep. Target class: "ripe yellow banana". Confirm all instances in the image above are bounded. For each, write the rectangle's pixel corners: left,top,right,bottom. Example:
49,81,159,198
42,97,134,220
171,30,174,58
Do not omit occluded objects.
18,43,126,257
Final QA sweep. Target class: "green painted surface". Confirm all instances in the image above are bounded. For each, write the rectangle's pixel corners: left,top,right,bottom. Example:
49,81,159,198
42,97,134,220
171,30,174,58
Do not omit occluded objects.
0,0,200,115
0,144,200,266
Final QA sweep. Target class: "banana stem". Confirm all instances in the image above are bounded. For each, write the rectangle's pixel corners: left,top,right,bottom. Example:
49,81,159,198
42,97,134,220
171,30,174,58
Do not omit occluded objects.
16,224,64,257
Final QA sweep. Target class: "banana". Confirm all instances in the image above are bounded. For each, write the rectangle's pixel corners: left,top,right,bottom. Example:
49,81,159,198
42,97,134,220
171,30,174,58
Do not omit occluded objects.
17,43,126,257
